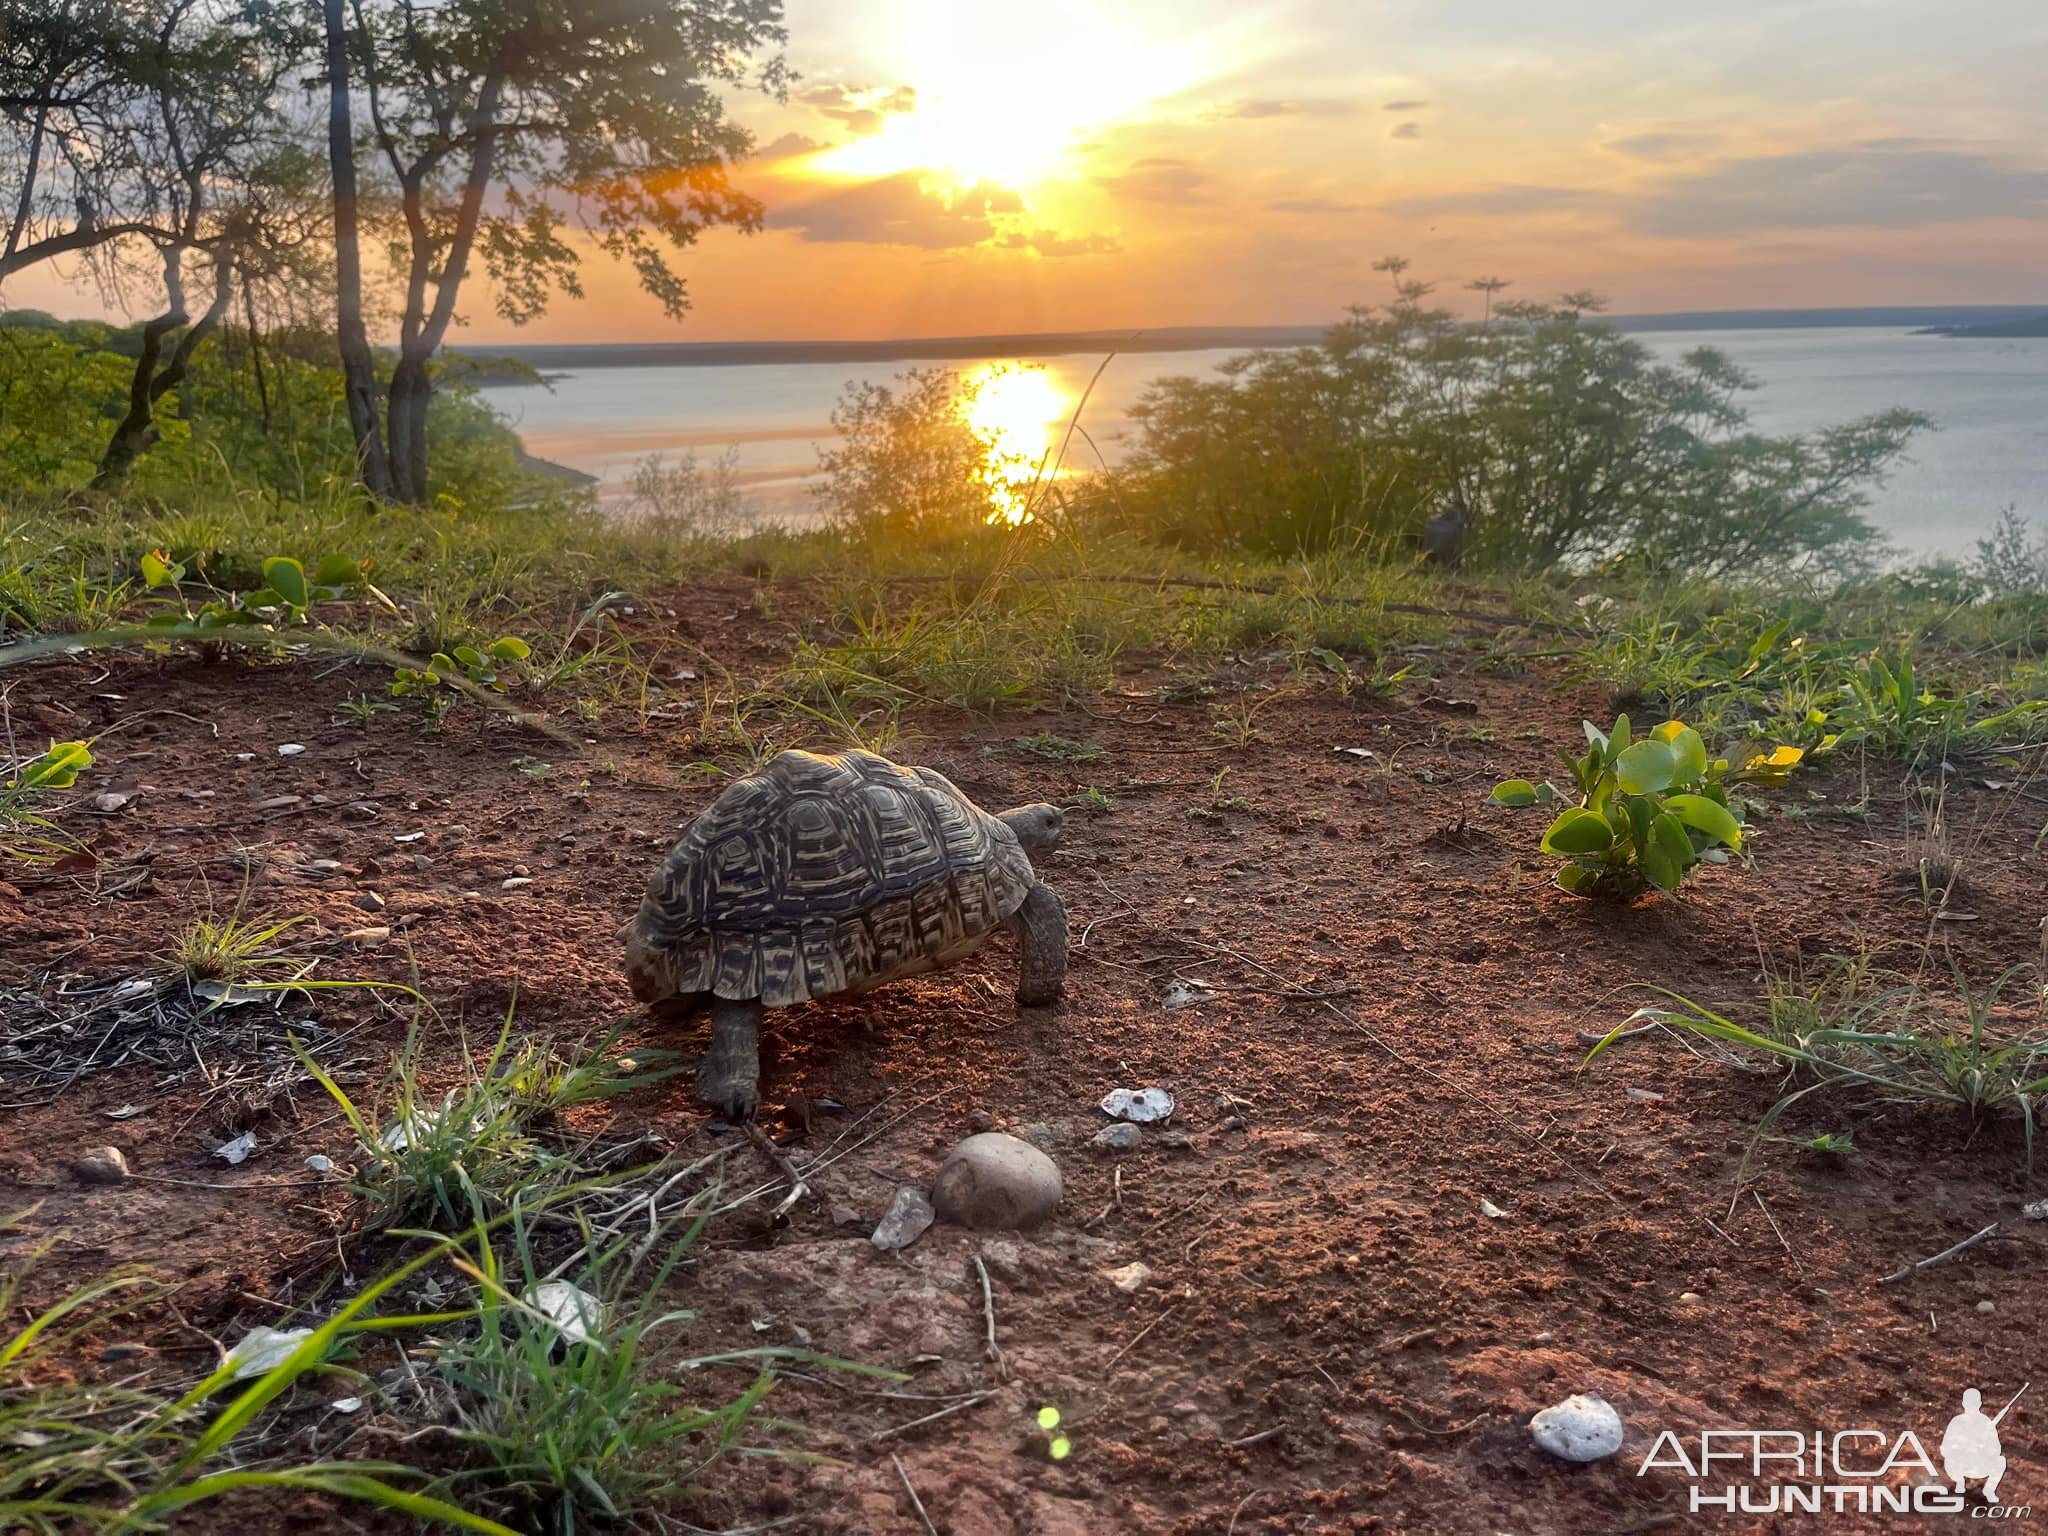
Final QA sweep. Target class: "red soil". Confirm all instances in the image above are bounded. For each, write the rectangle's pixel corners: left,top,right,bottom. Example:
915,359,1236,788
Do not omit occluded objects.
3,582,2042,1533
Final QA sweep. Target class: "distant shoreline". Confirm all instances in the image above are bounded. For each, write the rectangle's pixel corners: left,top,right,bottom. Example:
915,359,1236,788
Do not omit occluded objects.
453,306,2048,380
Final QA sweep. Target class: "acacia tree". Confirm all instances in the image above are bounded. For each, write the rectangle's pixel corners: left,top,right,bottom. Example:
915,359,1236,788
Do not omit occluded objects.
0,0,161,285
324,0,788,503
93,1,312,484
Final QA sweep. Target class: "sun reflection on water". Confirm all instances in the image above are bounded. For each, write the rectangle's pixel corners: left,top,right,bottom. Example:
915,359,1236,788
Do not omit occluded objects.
961,363,1070,526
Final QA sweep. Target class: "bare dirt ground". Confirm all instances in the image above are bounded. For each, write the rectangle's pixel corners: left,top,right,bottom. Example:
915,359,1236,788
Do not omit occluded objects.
4,582,2044,1534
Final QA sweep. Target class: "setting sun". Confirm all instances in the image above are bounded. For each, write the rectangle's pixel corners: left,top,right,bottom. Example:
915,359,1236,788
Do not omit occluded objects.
806,1,1244,190
961,363,1071,524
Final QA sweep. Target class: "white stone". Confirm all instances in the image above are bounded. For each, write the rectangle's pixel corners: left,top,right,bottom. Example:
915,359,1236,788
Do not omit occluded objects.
1530,1393,1624,1462
1106,1261,1152,1294
871,1187,935,1250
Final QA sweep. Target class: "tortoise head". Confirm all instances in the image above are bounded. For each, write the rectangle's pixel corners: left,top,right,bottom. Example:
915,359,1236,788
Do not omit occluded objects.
997,802,1062,855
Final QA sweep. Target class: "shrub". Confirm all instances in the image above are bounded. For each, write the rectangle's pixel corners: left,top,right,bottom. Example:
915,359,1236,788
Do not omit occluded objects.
1119,274,1926,572
1493,715,1799,896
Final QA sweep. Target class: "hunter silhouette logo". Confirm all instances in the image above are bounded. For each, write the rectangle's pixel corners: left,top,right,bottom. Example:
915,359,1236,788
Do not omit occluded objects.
1942,1386,2026,1503
1638,1381,2032,1518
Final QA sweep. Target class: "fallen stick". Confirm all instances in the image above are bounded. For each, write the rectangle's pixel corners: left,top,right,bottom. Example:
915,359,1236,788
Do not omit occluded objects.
1880,1221,2002,1285
972,1254,1007,1380
743,1122,811,1220
869,1389,999,1444
892,1453,939,1536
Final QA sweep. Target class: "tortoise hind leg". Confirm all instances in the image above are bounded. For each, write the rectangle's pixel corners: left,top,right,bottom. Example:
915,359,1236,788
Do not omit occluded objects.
700,998,764,1121
1010,883,1068,1007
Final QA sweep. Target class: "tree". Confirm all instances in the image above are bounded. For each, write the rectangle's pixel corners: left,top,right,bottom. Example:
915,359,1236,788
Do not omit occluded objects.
1123,271,1928,576
0,0,161,285
92,2,312,485
323,0,788,503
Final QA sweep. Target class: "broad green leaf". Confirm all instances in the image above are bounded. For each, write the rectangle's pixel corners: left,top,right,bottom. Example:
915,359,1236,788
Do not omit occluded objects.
141,549,182,588
1613,739,1678,795
1643,812,1694,890
18,740,92,790
1583,719,1609,753
1609,714,1632,755
1490,779,1539,807
1664,793,1743,851
1556,864,1601,895
313,553,362,587
1651,721,1707,783
1541,807,1614,856
487,636,531,662
262,557,309,609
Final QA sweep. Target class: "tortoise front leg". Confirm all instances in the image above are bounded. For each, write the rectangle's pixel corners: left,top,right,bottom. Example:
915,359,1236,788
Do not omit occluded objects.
700,997,763,1121
1011,883,1068,1007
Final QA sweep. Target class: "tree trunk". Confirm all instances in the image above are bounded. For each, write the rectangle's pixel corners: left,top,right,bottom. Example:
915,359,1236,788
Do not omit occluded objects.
386,349,432,503
94,246,236,487
323,0,392,498
243,282,272,435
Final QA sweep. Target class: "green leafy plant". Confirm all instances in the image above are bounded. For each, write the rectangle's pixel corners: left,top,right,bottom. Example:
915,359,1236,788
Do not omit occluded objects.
139,550,376,635
0,739,92,861
391,635,532,699
1495,715,1799,896
1015,731,1101,763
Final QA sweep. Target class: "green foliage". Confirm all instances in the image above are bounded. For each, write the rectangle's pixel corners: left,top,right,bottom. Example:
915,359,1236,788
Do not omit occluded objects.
1119,276,1925,570
1015,732,1101,763
1590,963,2048,1171
0,740,93,862
815,367,1002,542
391,635,532,698
137,548,376,635
433,1205,854,1533
1497,715,1799,896
0,1212,510,1535
301,1014,683,1231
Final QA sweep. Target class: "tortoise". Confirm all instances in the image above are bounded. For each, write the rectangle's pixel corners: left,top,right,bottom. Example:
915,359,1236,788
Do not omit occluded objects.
621,748,1067,1120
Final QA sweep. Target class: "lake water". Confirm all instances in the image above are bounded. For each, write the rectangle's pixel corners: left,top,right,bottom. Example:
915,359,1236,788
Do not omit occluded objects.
496,327,2048,558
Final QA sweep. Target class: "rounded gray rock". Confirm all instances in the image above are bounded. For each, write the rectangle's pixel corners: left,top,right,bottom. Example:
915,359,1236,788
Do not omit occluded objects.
931,1132,1062,1230
1530,1393,1624,1462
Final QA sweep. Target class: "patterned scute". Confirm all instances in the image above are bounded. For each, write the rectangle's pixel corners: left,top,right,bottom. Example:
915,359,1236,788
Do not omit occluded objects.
626,749,1033,1008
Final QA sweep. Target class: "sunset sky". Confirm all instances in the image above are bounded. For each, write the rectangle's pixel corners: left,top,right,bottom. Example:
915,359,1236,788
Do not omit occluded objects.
13,0,2048,341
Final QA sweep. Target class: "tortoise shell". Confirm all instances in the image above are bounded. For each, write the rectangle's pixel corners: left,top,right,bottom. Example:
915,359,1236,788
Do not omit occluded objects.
623,749,1035,1008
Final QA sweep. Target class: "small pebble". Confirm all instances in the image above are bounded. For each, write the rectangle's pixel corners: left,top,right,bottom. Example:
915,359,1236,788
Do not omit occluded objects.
2023,1199,2048,1220
1679,1291,1702,1304
1624,1087,1664,1104
1105,1261,1152,1294
70,1146,130,1185
932,1132,1063,1230
1530,1393,1625,1463
305,1155,335,1174
966,1109,996,1134
1977,1300,1996,1315
1091,1124,1142,1154
355,892,386,912
277,743,306,757
501,877,534,892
